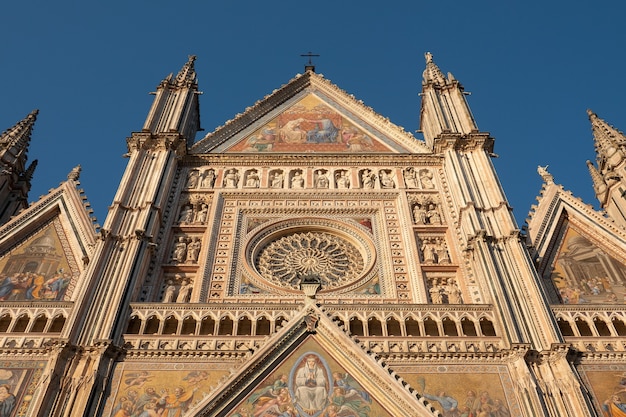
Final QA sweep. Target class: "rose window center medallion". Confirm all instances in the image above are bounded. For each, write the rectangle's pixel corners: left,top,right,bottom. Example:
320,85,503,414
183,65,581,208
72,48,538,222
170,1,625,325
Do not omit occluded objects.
256,231,365,290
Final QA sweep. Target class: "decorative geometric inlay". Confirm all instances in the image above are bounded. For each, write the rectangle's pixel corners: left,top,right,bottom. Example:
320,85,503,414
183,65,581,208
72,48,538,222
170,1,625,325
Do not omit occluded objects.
256,231,364,289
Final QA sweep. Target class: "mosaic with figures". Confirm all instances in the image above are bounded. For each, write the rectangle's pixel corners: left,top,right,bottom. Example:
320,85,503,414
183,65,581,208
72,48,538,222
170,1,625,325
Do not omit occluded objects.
581,365,626,416
0,361,46,417
400,365,518,416
228,338,392,417
228,94,394,153
103,364,230,417
0,222,77,302
548,228,626,304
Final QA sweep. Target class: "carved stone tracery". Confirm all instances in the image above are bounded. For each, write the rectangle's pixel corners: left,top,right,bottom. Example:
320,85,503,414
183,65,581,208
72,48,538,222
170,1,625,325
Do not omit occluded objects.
256,231,364,290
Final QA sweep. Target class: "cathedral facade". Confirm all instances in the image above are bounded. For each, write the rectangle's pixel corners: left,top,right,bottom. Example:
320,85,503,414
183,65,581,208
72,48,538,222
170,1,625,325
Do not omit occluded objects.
0,54,625,417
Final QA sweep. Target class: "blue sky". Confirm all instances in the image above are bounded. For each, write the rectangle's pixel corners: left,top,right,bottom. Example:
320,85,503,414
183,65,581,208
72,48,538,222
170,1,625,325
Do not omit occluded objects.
2,1,624,227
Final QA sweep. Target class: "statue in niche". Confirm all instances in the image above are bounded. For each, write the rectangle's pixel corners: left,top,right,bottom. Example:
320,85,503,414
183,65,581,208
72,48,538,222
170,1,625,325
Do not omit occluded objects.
413,203,428,224
200,168,216,188
419,169,435,189
291,170,304,188
445,279,463,304
361,169,376,189
176,279,193,303
436,238,450,264
420,238,437,264
195,203,209,224
427,203,442,224
404,167,419,188
163,280,177,303
186,237,202,263
186,170,200,188
335,170,350,189
246,170,260,188
178,204,194,224
314,170,329,188
223,168,240,188
429,284,443,304
379,169,395,189
171,237,188,263
270,171,284,188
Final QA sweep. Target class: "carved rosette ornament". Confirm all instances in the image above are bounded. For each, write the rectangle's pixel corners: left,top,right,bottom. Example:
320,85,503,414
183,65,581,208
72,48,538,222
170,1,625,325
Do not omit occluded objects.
256,232,364,289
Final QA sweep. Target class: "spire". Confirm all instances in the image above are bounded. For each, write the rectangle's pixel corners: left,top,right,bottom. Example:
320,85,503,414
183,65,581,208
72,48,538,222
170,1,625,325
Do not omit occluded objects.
67,164,81,181
141,57,202,148
0,110,38,163
419,53,478,147
537,165,554,185
0,110,39,226
23,159,38,182
422,52,447,86
588,109,625,171
174,55,197,87
586,160,606,199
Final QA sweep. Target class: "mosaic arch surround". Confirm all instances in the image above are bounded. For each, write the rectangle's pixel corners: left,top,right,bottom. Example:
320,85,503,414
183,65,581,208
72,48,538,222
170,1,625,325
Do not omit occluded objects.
244,218,377,294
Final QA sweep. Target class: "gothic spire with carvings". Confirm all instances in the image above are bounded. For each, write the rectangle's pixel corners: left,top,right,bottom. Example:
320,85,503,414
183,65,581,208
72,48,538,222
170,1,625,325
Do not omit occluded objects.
0,110,39,225
588,109,625,173
587,110,626,227
142,55,202,148
587,159,607,201
419,52,478,148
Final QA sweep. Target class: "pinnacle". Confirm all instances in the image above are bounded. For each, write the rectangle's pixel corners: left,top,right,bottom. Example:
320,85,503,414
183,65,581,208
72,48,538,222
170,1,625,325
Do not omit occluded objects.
175,55,198,86
422,52,446,85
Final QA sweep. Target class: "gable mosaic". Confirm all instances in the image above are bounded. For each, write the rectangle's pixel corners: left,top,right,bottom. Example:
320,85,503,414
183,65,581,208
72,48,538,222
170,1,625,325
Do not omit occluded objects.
226,337,392,417
226,94,397,154
547,228,626,304
0,221,77,302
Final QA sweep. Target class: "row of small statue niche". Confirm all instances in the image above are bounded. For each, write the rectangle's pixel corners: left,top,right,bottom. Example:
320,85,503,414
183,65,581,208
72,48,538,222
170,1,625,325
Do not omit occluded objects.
184,166,437,190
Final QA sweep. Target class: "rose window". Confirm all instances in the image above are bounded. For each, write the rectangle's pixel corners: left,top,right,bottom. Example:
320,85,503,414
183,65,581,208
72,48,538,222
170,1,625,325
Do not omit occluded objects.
256,231,364,289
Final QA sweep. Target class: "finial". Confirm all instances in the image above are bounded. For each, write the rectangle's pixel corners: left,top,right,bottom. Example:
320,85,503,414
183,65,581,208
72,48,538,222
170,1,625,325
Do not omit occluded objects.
422,52,446,85
67,165,81,181
300,51,320,72
537,165,553,184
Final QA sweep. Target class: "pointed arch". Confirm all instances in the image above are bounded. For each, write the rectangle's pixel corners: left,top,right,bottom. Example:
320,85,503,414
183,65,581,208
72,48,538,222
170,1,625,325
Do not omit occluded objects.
556,317,574,337
367,316,383,336
49,315,66,333
442,316,458,336
218,315,234,335
31,315,48,333
612,317,626,336
126,315,142,334
423,316,439,336
12,315,29,333
237,316,253,336
0,314,12,333
199,315,216,335
256,316,271,336
479,317,497,337
163,315,179,335
460,316,477,336
181,316,197,335
386,316,402,336
405,316,420,336
144,315,160,335
349,316,364,336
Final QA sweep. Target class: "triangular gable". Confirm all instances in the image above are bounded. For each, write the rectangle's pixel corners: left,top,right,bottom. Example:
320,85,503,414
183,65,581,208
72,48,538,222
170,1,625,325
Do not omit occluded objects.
526,182,626,305
189,302,437,417
0,179,98,302
192,72,430,155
